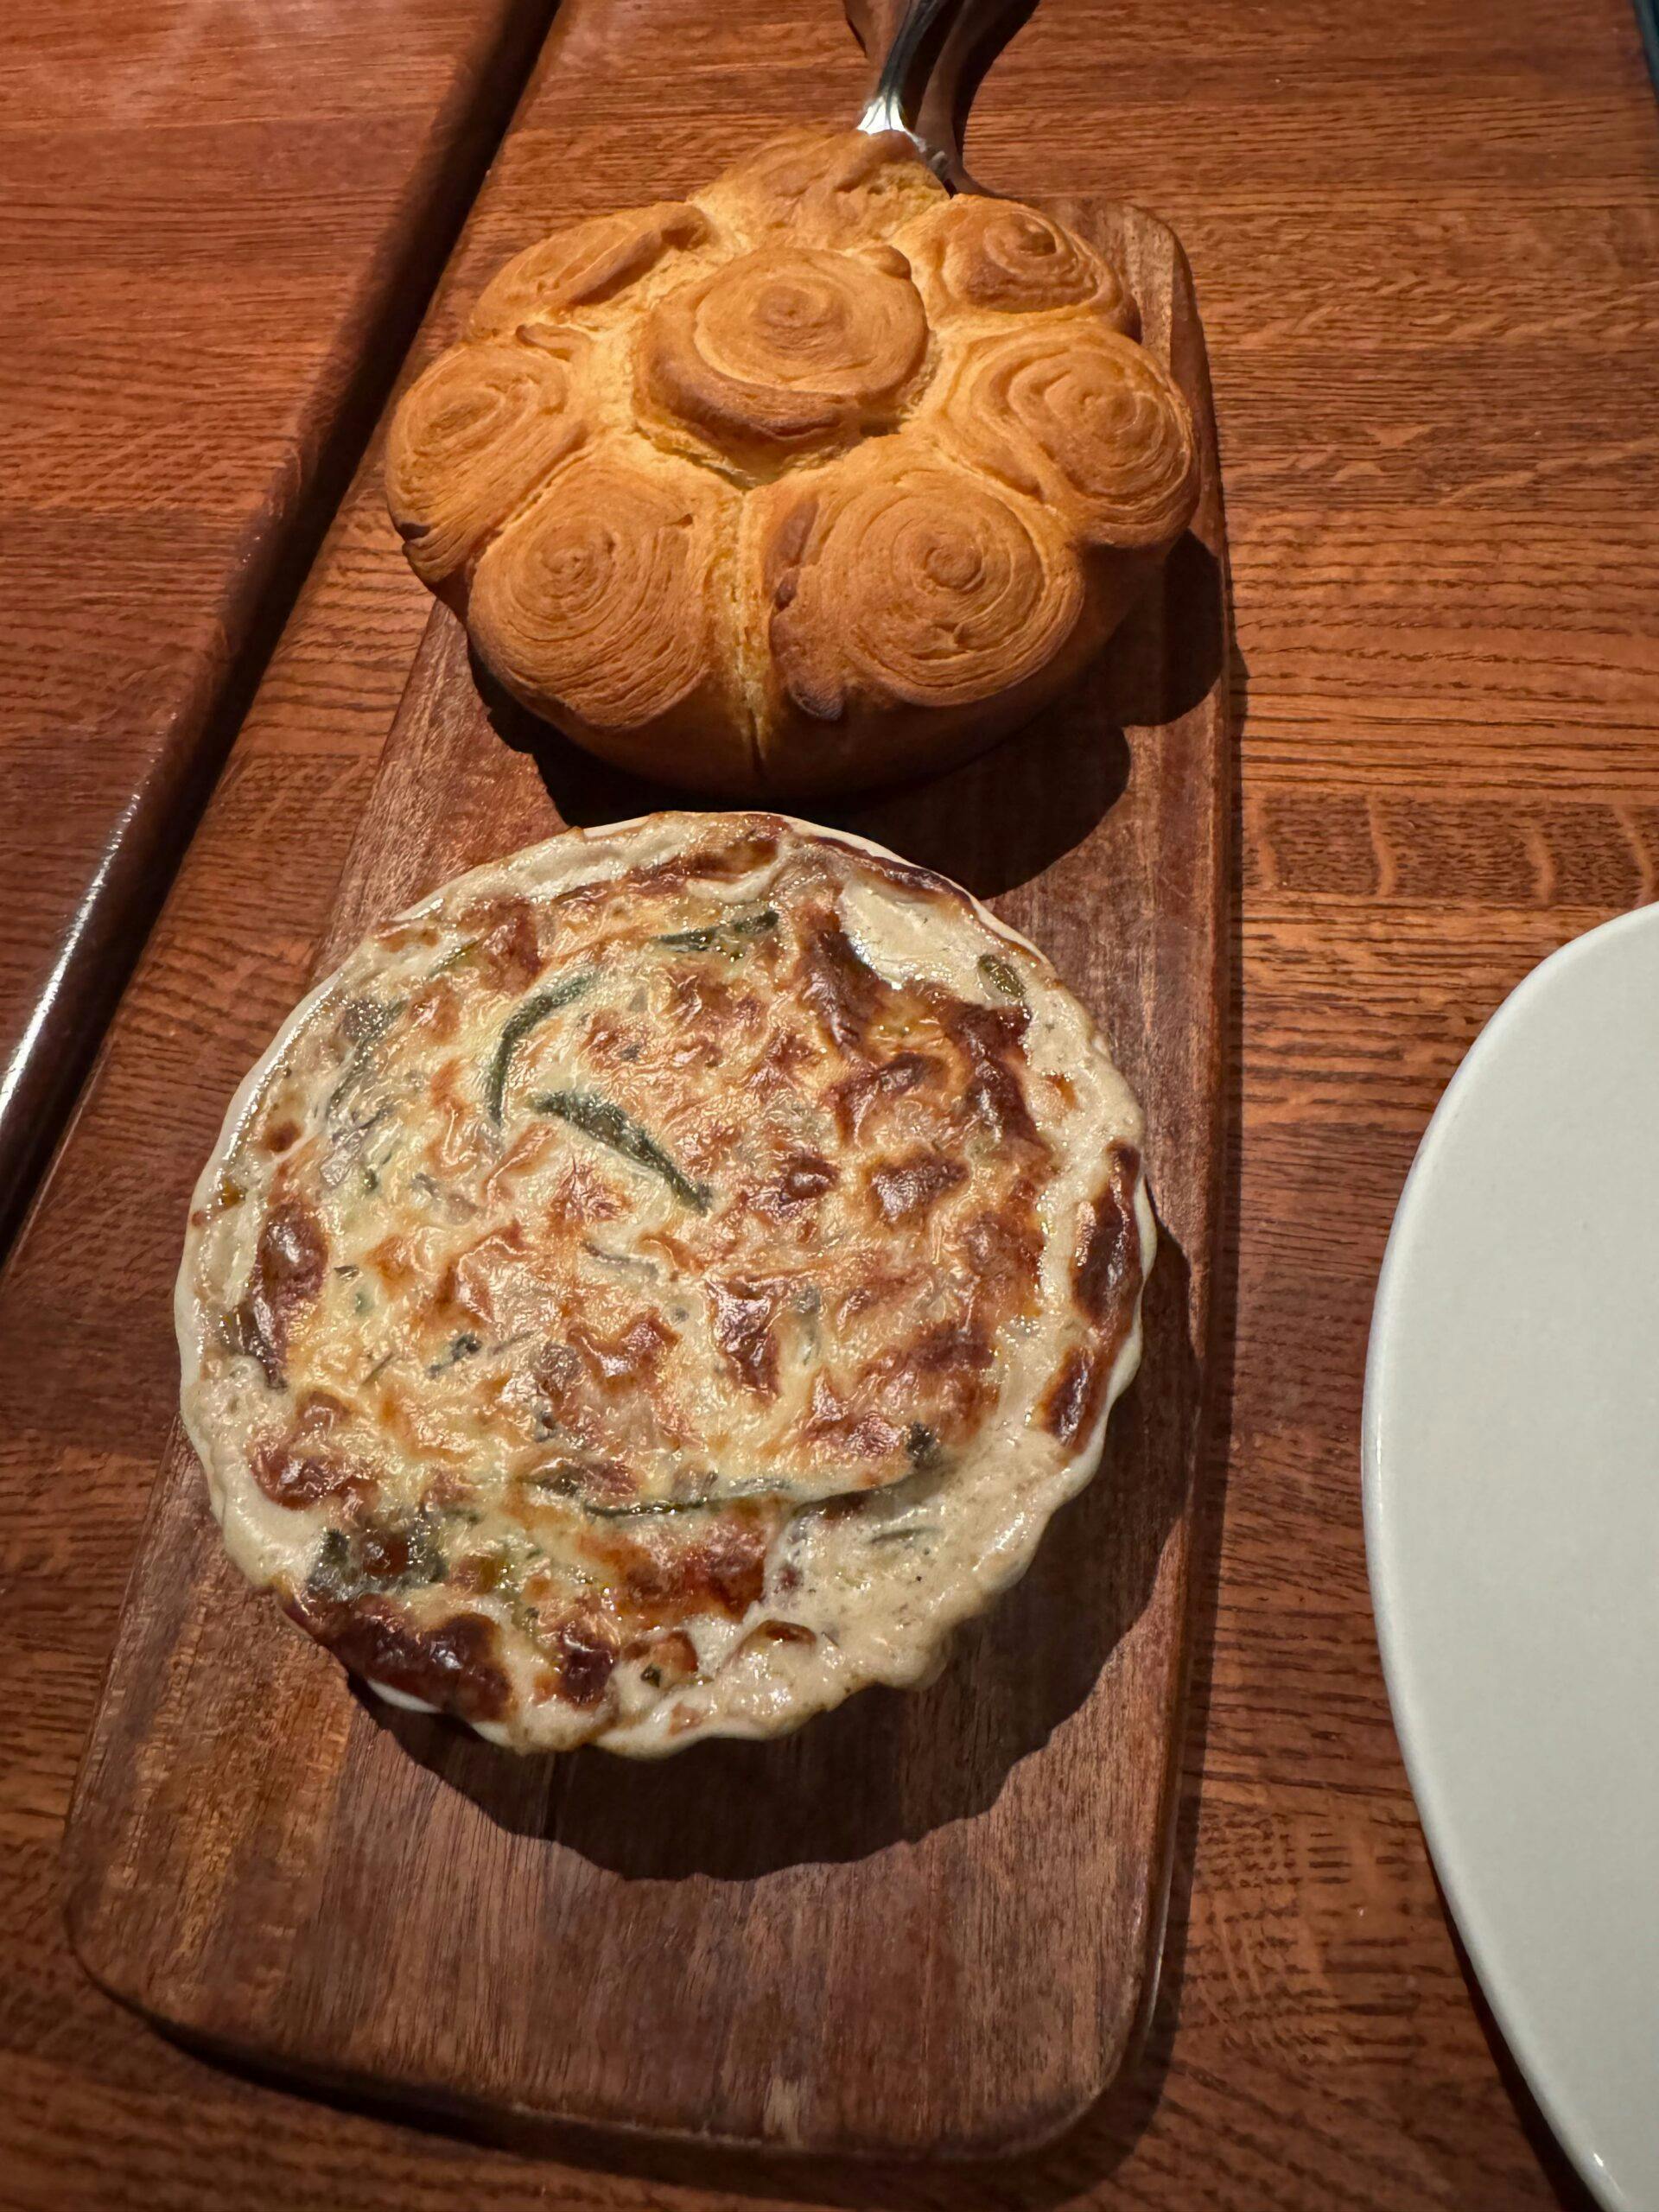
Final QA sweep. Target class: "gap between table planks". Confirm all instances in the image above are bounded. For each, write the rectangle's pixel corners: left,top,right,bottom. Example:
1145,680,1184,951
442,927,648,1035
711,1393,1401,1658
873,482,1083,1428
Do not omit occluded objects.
62,198,1232,2161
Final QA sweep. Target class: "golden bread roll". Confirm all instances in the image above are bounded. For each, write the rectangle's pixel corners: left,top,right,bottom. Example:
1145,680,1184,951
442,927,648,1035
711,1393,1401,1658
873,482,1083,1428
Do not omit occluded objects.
467,202,714,336
468,449,750,787
384,332,594,594
929,316,1199,548
386,126,1198,797
754,442,1104,792
636,242,930,474
696,124,944,248
898,195,1138,329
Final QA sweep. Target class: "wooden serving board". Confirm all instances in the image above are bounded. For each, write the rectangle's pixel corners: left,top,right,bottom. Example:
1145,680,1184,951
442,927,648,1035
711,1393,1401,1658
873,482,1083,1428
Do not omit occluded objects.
63,199,1231,2162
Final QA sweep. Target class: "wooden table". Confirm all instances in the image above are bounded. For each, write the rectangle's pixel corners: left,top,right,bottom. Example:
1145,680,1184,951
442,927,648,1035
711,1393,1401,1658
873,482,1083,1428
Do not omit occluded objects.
3,0,1657,2202
0,0,555,1249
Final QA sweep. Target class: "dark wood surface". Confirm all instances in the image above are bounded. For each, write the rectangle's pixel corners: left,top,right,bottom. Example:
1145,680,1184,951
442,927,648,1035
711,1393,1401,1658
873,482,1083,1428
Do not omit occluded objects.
0,0,556,1251
4,0,1659,2202
61,194,1230,2161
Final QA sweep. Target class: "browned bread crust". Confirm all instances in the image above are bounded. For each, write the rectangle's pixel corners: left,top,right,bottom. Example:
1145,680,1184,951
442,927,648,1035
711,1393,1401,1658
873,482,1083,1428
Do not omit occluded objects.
385,128,1198,797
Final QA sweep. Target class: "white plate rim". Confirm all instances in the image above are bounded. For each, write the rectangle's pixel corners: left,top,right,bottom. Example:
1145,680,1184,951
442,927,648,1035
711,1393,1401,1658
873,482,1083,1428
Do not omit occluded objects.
1363,899,1659,2212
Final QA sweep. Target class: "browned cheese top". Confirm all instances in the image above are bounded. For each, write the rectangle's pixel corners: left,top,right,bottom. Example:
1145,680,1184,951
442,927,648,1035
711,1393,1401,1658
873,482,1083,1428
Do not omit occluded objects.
181,815,1151,1751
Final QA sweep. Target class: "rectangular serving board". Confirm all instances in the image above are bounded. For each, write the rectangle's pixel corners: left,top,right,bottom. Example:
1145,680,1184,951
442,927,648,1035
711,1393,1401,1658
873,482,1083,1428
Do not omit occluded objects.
63,198,1231,2162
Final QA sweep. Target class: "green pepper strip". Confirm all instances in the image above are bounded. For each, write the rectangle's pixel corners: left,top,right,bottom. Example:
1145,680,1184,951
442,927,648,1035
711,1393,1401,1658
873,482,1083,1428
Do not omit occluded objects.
326,998,406,1122
531,1088,711,1212
485,970,596,1123
654,908,779,955
977,951,1027,1004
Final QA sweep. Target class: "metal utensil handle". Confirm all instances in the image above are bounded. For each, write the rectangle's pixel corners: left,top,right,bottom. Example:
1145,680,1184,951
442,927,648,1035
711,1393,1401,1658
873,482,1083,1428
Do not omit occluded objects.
847,0,1039,191
856,0,960,138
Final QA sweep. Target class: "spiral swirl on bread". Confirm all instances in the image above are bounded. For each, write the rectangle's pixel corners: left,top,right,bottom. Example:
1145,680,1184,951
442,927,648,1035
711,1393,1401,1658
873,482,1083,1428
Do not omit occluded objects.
386,127,1201,796
467,202,711,339
468,451,746,782
900,197,1137,333
764,452,1083,719
384,332,594,591
937,319,1198,550
638,245,929,468
697,126,946,248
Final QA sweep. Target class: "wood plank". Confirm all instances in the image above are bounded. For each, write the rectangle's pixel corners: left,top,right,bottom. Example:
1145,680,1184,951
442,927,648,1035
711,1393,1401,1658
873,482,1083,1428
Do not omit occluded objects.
61,196,1232,2161
2,0,1654,2202
0,0,557,1249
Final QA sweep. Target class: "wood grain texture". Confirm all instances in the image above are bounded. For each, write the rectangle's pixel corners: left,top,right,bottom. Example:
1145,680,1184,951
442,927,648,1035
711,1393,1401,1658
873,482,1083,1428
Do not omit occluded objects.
0,0,556,1251
3,0,1657,2202
61,199,1231,2164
